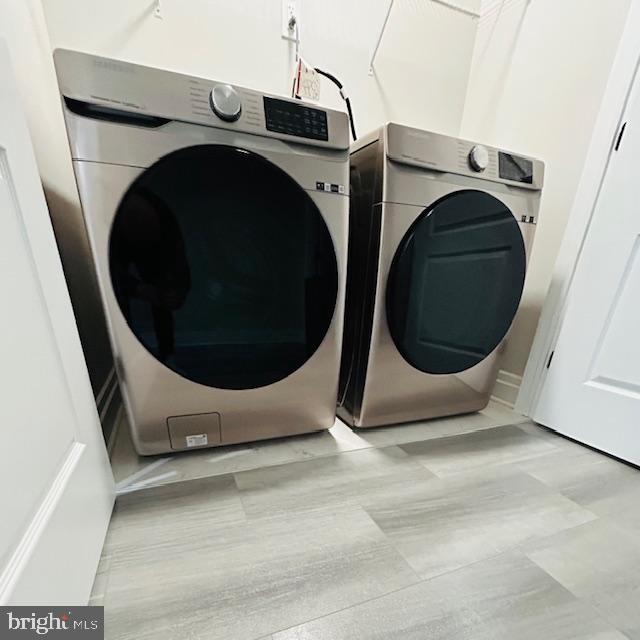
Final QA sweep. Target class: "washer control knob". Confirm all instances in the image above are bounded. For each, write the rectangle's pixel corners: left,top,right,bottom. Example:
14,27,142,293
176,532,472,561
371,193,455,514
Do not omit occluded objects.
468,145,489,172
209,84,242,122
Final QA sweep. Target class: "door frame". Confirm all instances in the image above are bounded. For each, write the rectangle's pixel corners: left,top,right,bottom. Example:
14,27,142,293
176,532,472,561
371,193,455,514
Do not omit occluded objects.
516,0,640,417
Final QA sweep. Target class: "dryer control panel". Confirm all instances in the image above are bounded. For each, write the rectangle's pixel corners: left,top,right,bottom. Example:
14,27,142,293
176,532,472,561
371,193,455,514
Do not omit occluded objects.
498,151,533,184
382,123,544,190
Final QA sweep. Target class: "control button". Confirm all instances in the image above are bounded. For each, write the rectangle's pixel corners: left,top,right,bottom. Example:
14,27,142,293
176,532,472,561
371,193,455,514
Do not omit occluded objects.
209,84,242,122
468,145,489,172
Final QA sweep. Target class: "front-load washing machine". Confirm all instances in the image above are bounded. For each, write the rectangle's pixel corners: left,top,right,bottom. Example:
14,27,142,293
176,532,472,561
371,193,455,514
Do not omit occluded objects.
54,50,350,454
338,123,544,428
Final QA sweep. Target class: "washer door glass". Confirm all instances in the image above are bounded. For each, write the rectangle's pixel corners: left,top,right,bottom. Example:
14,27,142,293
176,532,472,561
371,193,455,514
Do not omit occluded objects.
386,190,526,375
109,144,338,390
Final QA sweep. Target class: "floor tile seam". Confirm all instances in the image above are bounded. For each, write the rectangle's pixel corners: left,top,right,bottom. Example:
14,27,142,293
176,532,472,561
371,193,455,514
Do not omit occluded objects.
397,419,562,454
229,444,421,490
267,548,529,637
522,544,635,639
350,504,425,584
233,462,441,523
404,448,563,483
516,515,605,565
228,421,537,488
112,417,530,496
359,499,601,590
123,442,404,496
112,446,375,496
266,576,429,637
405,440,608,498
587,599,636,640
505,467,609,517
101,527,423,639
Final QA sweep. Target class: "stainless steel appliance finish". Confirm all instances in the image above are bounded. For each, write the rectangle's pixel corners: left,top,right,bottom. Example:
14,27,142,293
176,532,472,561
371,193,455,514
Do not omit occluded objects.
339,123,544,428
54,49,350,455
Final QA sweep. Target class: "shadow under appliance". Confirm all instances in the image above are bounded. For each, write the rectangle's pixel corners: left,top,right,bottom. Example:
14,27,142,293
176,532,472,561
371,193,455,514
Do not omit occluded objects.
54,50,349,455
339,123,544,428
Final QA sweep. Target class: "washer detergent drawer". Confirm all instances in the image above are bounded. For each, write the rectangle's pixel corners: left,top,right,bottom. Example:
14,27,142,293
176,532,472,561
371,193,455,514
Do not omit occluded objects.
168,413,221,450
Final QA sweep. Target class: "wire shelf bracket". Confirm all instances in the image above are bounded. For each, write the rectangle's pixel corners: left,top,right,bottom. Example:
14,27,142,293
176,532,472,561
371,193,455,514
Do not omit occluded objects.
368,0,482,75
369,0,395,75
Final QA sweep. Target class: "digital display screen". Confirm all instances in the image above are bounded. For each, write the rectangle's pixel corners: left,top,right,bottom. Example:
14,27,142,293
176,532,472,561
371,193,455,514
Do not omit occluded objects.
264,97,328,141
499,152,533,184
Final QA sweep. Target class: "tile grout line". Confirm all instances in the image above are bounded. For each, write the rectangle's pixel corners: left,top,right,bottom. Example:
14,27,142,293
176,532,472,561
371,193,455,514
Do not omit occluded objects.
402,422,574,481
114,417,528,494
346,451,604,621
269,533,632,640
352,504,424,584
138,419,529,495
267,548,525,638
517,531,635,640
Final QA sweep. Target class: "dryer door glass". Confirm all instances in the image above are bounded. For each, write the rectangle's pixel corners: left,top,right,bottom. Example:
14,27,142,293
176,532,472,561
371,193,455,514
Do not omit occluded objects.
386,190,526,375
109,145,338,390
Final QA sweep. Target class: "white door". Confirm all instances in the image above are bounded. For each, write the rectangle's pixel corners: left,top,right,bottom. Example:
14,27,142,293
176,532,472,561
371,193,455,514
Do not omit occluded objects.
532,65,640,465
0,41,114,604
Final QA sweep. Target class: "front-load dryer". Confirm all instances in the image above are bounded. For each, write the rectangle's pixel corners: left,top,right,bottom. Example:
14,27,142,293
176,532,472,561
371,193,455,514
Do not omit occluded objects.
54,50,350,454
338,123,544,428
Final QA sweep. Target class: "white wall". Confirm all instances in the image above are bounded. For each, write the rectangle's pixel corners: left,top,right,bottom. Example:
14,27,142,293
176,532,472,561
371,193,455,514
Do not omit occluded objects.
40,0,480,137
461,0,631,400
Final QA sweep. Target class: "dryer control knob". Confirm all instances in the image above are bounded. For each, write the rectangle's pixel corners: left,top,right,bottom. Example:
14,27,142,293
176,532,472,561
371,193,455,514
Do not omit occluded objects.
469,145,489,172
209,84,242,122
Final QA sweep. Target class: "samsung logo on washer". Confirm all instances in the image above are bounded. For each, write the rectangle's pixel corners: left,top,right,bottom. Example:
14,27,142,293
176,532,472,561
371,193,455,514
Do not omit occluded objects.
92,58,134,74
0,607,103,638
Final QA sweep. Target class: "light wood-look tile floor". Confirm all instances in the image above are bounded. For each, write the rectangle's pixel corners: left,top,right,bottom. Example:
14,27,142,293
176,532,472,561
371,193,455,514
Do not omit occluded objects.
97,404,640,639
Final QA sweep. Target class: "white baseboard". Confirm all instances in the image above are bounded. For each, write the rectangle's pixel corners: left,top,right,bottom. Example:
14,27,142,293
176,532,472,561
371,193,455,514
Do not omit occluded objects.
491,369,523,408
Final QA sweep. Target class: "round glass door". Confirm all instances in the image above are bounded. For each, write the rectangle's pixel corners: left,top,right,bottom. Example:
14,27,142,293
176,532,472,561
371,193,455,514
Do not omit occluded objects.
386,190,526,375
109,144,338,390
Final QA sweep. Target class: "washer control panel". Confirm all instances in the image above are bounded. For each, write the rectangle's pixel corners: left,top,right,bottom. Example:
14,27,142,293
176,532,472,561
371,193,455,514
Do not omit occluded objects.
53,49,349,150
264,97,328,141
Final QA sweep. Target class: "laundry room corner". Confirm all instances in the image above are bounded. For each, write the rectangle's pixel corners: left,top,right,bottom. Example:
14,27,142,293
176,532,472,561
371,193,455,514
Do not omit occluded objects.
3,0,640,635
